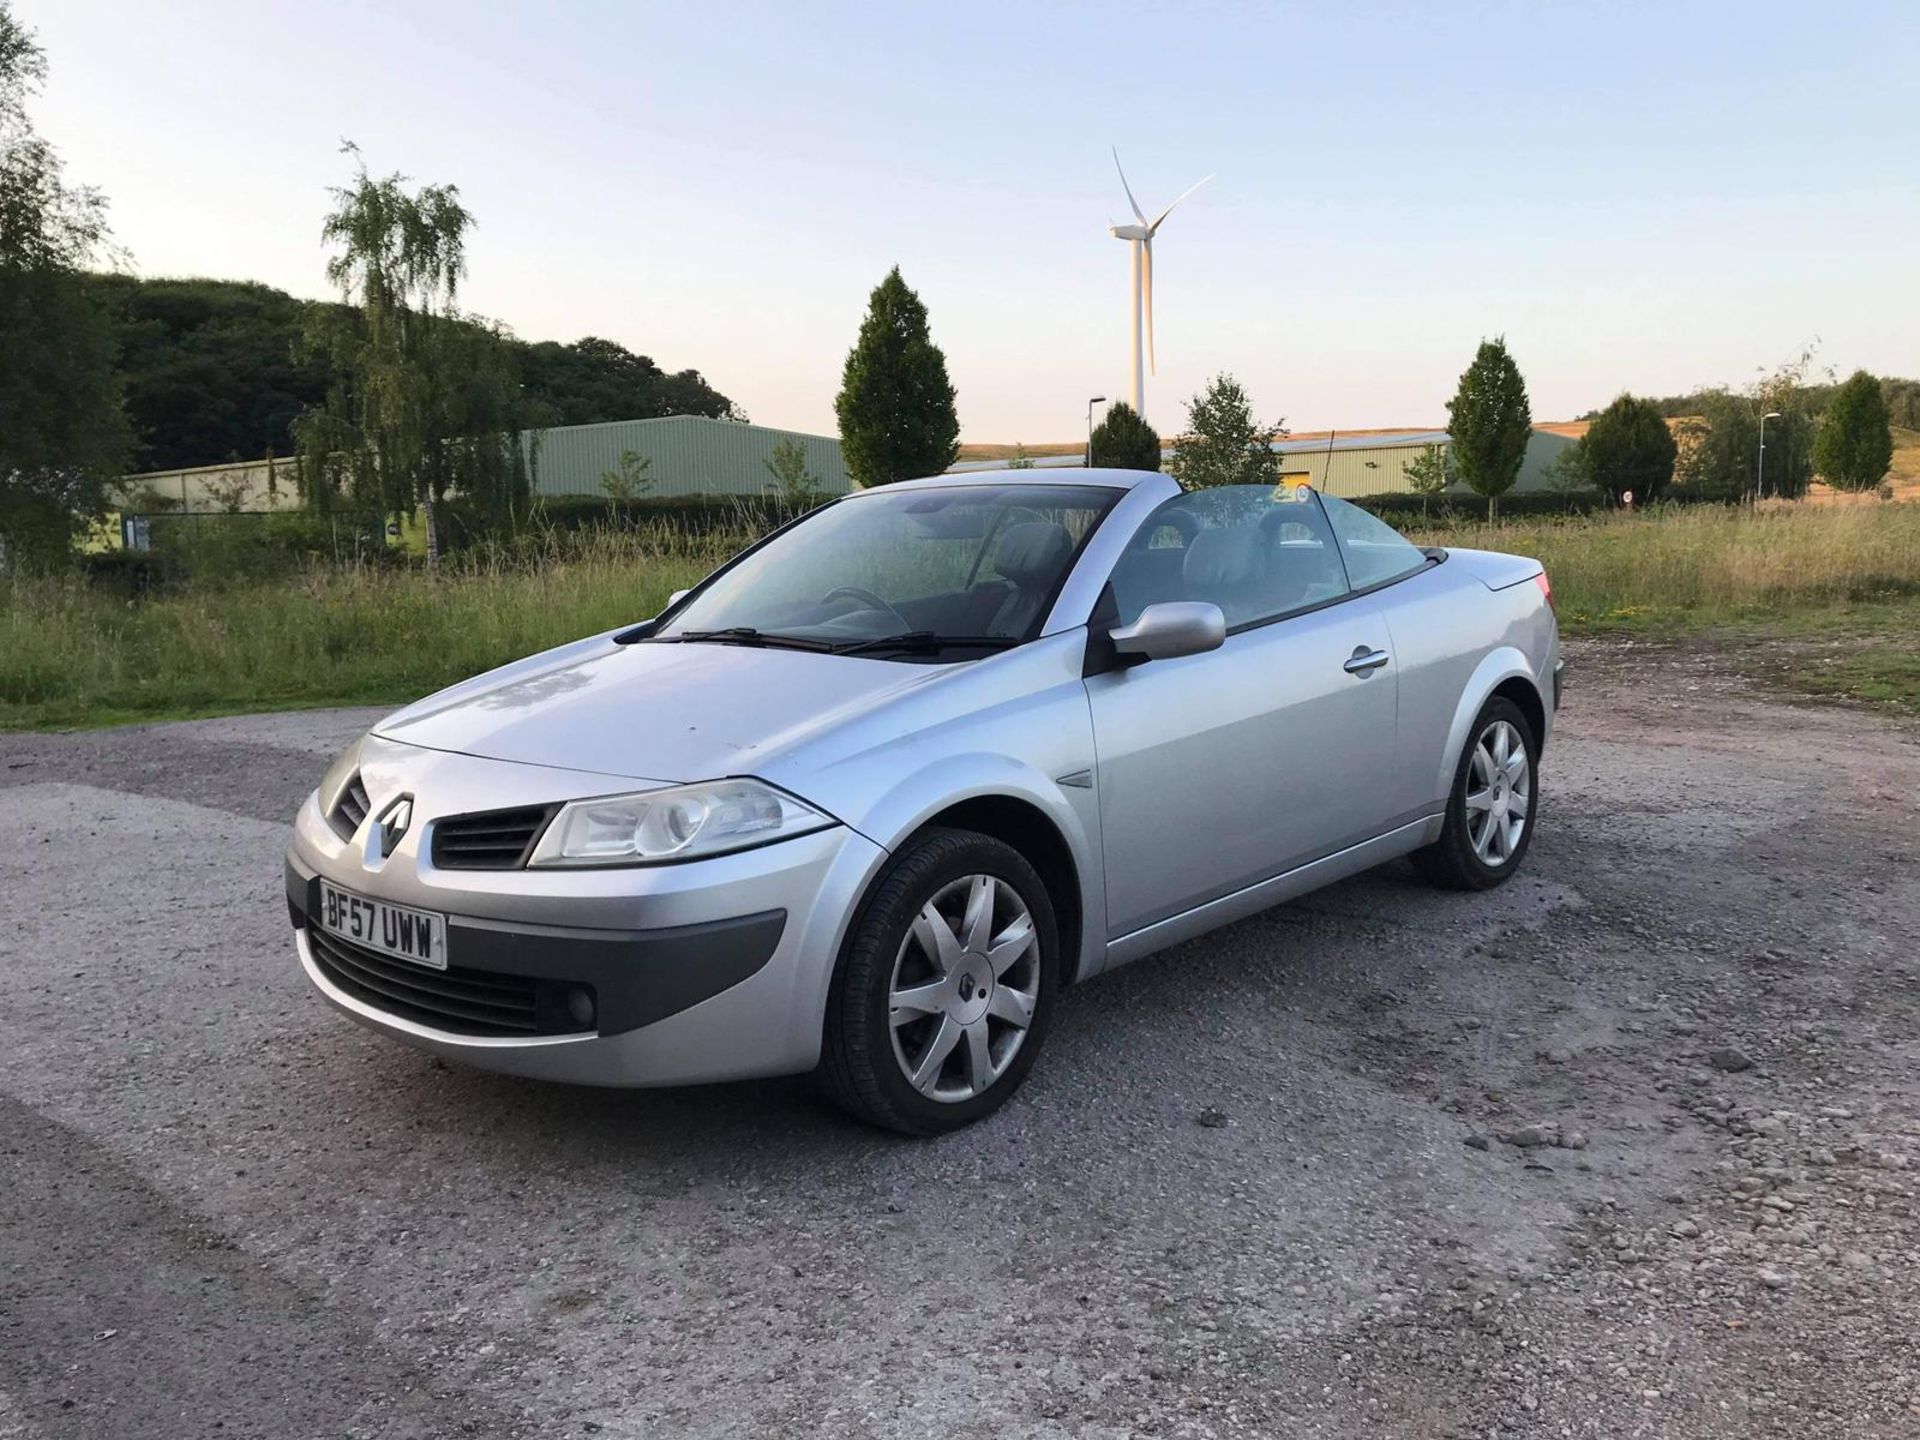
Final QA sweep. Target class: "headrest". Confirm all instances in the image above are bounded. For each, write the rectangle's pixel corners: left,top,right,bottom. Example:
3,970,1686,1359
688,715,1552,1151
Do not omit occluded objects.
1183,526,1264,589
993,521,1072,587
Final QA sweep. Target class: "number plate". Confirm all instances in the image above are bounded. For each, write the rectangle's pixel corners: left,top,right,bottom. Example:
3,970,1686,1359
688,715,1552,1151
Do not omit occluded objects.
316,882,448,970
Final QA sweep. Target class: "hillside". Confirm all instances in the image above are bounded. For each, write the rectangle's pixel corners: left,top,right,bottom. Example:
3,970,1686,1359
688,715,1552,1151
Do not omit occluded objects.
87,275,741,473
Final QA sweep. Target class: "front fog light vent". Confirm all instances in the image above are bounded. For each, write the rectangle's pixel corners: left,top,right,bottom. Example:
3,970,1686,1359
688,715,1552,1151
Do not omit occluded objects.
329,774,373,841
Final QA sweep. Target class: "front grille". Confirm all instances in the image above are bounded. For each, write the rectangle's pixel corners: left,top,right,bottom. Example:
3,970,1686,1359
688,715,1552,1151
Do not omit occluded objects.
307,925,592,1037
431,805,554,870
329,774,372,841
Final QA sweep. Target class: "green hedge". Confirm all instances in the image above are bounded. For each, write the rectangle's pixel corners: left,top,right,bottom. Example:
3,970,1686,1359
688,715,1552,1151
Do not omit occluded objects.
425,492,823,552
1350,485,1724,526
528,492,824,533
83,511,392,592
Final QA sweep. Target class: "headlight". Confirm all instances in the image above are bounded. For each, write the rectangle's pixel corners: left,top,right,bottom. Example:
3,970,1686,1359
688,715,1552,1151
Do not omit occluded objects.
526,778,835,867
316,734,366,814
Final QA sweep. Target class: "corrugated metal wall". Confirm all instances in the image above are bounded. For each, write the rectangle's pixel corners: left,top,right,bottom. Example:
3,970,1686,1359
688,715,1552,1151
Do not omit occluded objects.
111,456,305,514
523,417,853,498
1280,431,1576,498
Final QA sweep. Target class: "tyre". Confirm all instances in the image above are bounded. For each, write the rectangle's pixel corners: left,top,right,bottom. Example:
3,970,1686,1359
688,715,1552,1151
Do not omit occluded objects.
1412,696,1539,891
821,827,1059,1135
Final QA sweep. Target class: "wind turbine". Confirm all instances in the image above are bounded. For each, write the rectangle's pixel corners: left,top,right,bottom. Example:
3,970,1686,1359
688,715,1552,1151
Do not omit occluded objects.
1109,149,1211,423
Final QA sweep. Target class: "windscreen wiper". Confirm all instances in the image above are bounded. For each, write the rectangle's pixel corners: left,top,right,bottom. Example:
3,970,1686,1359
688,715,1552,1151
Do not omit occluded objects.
827,631,1021,657
667,627,841,653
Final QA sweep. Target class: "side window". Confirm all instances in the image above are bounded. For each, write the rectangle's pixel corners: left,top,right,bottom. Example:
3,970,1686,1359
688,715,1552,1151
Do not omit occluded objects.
1319,492,1429,591
1107,484,1350,630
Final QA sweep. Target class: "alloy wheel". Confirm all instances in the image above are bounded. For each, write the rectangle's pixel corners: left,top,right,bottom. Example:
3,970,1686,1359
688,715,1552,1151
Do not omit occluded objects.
1465,718,1531,866
887,874,1040,1102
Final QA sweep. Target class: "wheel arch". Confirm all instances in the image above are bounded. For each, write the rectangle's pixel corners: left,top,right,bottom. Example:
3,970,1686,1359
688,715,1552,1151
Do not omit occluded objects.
915,795,1087,986
1434,648,1549,801
840,756,1102,989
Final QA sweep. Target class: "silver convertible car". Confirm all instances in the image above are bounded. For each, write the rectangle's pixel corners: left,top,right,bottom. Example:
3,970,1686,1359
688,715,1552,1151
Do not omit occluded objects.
287,471,1561,1133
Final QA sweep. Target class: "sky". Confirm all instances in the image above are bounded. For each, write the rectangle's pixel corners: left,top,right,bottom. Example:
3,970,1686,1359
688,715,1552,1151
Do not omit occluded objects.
20,0,1919,441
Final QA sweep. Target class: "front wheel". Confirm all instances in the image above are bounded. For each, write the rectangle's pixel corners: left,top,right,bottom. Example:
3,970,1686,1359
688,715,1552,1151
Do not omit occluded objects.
1413,696,1539,891
820,828,1058,1135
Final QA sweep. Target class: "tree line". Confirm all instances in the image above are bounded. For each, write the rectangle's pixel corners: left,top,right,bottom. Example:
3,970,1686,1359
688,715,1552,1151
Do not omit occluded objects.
90,274,742,474
0,3,740,565
836,277,1900,514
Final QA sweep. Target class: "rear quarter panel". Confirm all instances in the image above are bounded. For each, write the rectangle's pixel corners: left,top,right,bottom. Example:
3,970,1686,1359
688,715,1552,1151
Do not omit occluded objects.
1371,557,1557,820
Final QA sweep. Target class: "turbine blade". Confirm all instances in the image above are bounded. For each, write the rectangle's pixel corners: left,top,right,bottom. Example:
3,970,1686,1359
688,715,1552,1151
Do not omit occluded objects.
1144,237,1156,374
1112,147,1147,225
1147,173,1214,233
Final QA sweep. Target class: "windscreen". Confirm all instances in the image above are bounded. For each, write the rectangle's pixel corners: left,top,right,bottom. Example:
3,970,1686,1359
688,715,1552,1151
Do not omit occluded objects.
663,484,1121,647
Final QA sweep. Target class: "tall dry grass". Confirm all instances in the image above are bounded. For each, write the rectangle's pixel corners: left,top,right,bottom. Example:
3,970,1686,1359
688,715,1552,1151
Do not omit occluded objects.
1407,502,1920,627
5,501,1918,728
0,526,742,729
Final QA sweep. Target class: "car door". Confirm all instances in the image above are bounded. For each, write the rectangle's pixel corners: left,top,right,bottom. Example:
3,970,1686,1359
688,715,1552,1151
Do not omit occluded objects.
1084,486,1399,940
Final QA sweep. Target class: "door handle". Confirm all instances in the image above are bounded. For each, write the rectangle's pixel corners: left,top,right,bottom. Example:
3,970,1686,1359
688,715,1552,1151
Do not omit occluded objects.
1343,646,1390,676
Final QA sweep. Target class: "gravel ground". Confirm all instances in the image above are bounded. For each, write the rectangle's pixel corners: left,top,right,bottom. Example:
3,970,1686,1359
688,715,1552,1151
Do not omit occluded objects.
2,638,1917,1439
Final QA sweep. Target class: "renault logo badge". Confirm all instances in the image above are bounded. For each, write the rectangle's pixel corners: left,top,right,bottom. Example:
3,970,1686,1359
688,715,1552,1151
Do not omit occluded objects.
377,796,414,857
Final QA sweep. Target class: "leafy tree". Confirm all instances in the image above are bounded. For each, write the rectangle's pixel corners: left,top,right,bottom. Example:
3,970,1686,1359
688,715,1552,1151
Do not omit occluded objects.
1089,400,1161,471
85,275,332,471
1446,338,1531,520
763,438,824,501
834,266,959,487
0,3,130,565
293,149,533,557
517,335,742,428
1574,393,1676,505
1747,348,1822,500
598,449,652,500
1675,389,1818,503
1813,370,1893,493
1540,446,1588,496
1003,443,1035,470
1403,442,1450,516
84,277,744,472
1166,374,1283,491
1673,391,1756,502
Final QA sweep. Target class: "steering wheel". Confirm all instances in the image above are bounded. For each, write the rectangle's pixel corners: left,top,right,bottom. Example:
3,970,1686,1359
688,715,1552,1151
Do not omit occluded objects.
822,585,911,630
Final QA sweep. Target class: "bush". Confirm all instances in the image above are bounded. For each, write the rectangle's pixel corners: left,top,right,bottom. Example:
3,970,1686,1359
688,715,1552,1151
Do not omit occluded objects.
110,511,392,589
1349,489,1611,526
78,548,177,597
1577,393,1678,504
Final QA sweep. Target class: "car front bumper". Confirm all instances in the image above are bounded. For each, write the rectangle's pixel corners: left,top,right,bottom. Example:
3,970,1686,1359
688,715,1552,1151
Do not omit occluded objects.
285,737,888,1086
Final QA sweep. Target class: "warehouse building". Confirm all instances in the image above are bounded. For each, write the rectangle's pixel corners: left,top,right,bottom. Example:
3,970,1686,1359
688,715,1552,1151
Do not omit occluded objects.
1273,427,1578,499
947,426,1579,497
114,416,852,515
524,416,852,499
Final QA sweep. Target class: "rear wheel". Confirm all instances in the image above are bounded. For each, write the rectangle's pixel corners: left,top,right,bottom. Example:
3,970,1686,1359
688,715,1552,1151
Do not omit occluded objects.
1413,696,1539,891
820,828,1058,1135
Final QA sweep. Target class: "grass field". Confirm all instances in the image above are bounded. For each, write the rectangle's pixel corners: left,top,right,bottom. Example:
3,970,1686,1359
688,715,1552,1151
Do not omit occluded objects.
4,500,1918,731
0,532,730,731
1404,501,1920,630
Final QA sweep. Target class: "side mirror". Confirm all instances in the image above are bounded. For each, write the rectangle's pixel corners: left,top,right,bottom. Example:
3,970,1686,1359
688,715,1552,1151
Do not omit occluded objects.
1109,601,1226,664
666,588,691,609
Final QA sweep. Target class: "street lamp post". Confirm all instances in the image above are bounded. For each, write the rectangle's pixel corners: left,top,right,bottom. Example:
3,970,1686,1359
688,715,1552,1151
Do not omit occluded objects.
1086,396,1107,467
1755,410,1783,501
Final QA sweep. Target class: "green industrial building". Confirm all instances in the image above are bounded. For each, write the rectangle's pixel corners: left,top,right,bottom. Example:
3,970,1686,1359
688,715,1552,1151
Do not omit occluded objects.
115,416,853,515
948,427,1581,498
523,416,853,499
1272,428,1578,499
